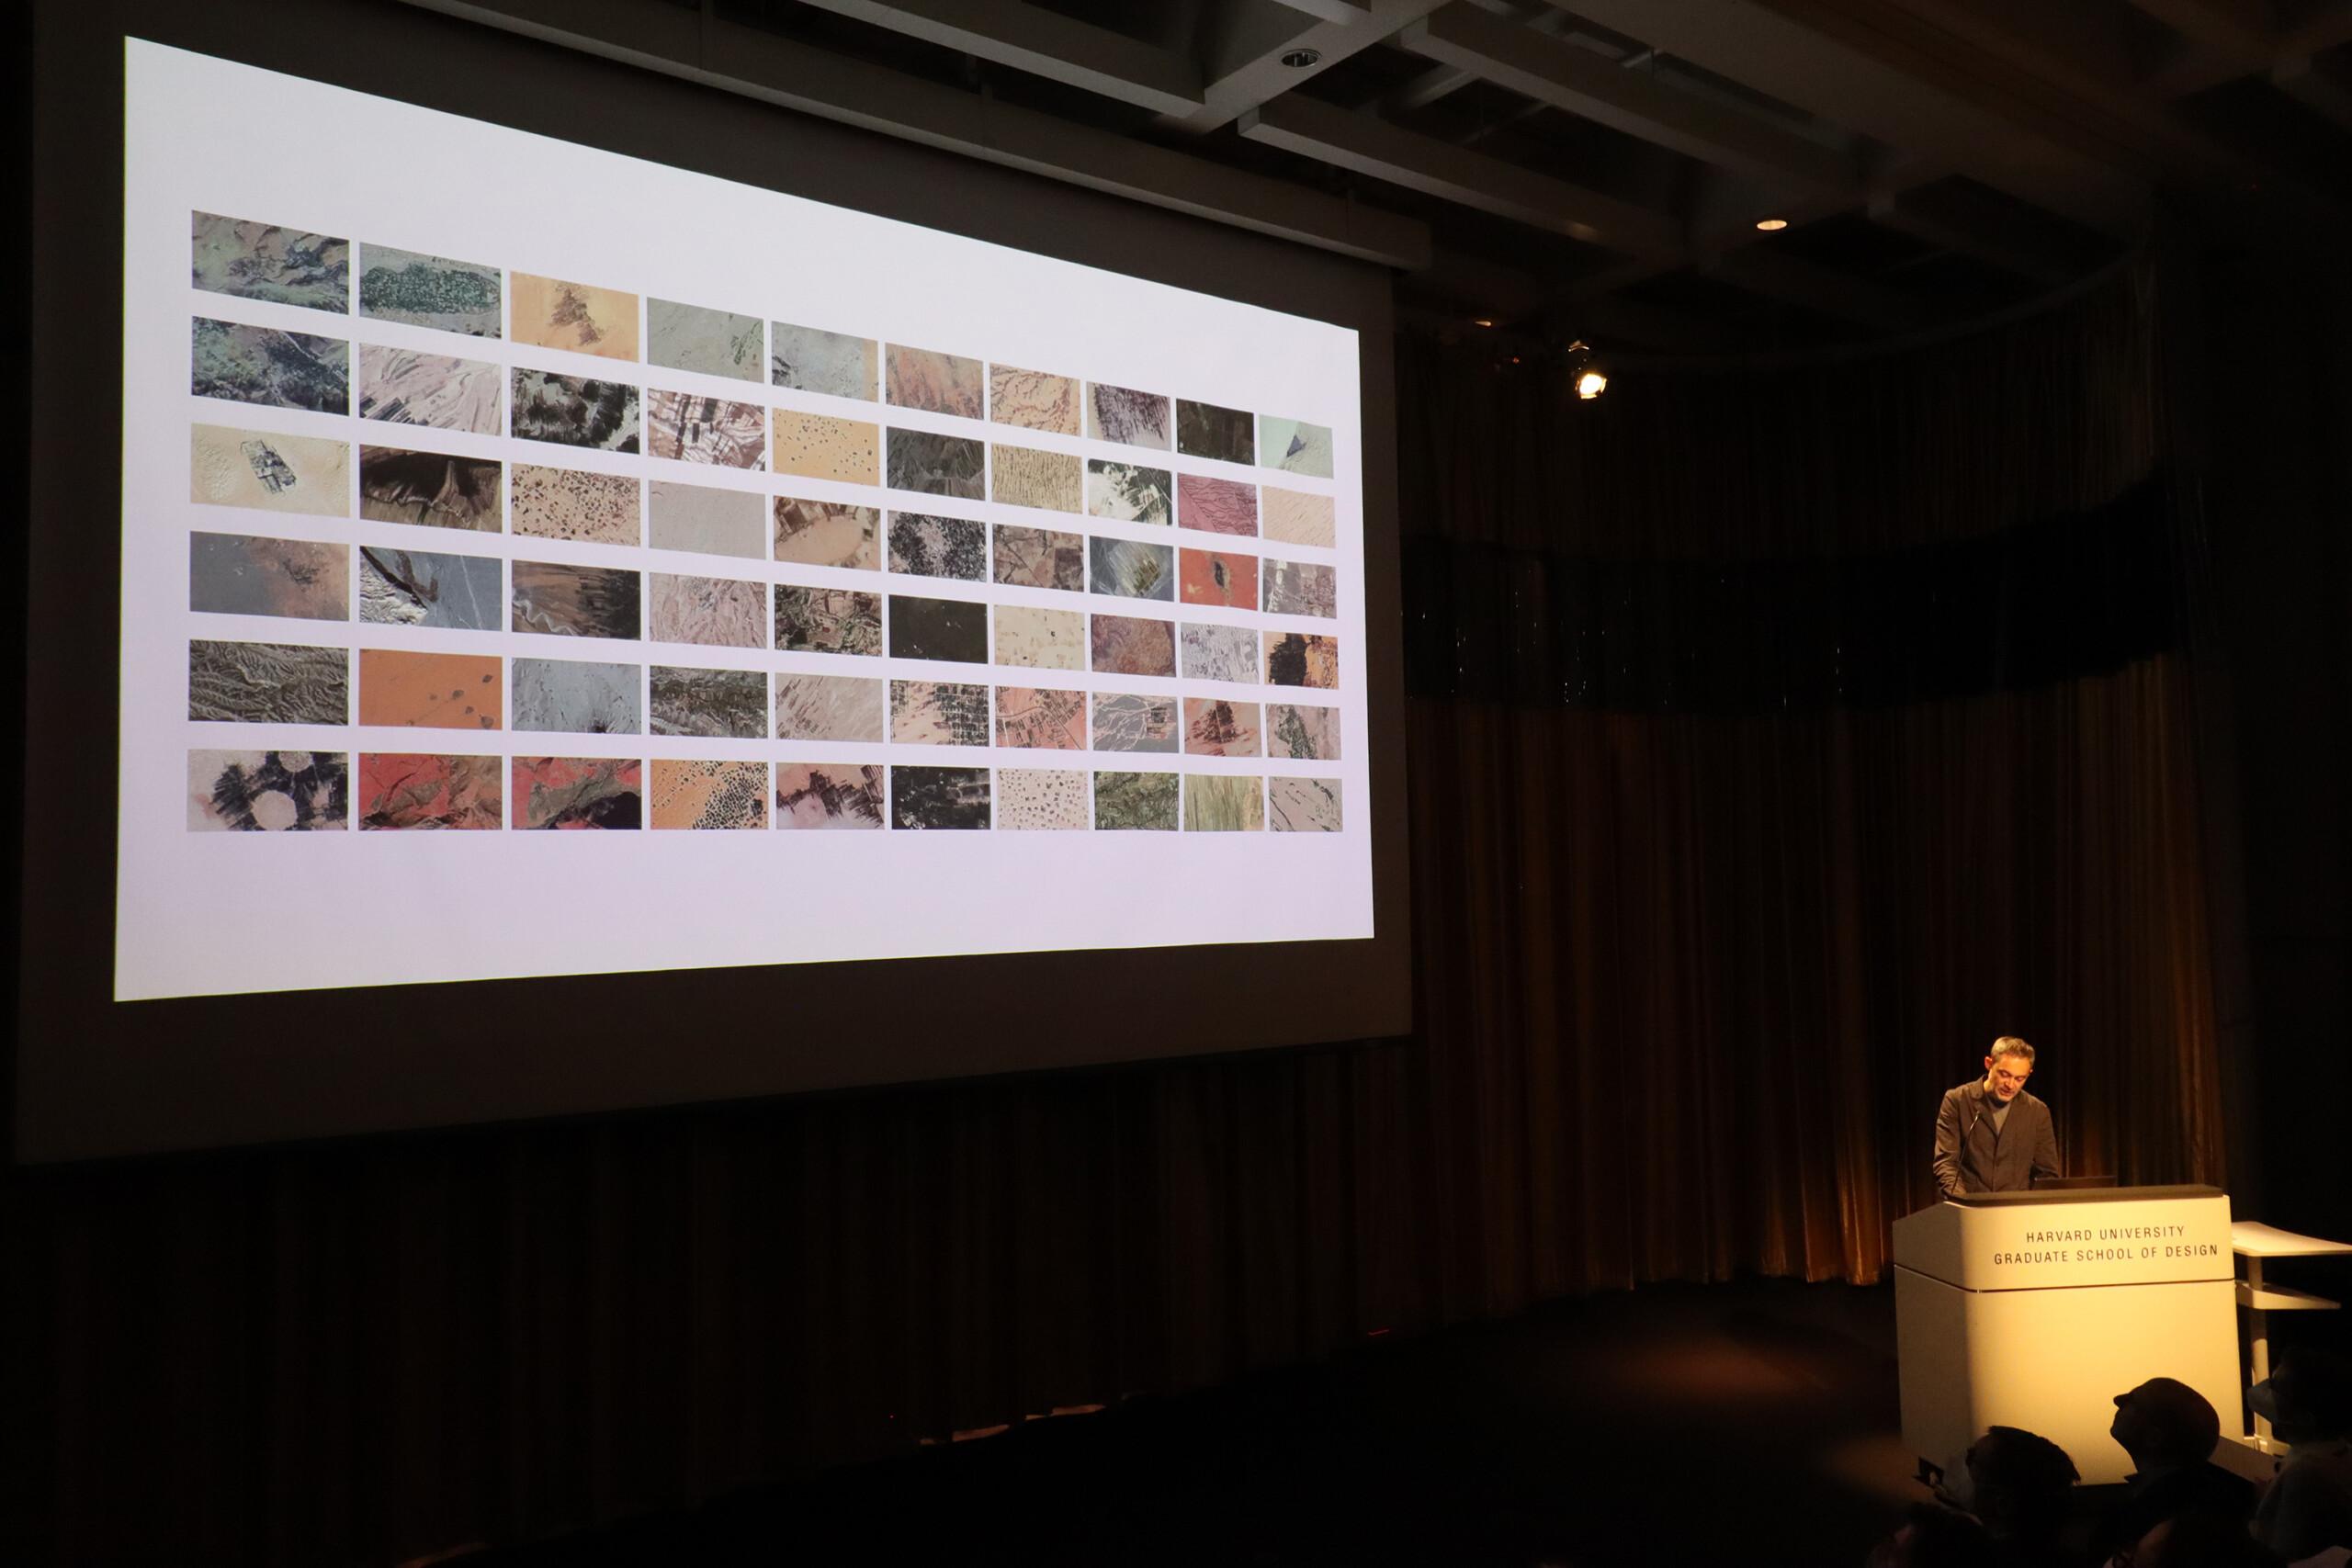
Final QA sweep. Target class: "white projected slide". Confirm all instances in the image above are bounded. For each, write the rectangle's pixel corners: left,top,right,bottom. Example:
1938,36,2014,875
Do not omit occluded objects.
116,40,1370,1001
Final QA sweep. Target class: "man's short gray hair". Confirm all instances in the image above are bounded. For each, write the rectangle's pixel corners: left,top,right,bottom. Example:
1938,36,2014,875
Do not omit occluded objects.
1990,1036,2035,1063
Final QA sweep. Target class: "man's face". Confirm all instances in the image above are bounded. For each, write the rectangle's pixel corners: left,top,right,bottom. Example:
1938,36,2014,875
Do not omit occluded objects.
1984,1055,2033,1101
2111,1382,2158,1454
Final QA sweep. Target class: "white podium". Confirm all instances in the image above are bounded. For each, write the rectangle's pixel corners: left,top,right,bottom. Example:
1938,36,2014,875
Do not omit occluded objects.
1894,1184,2239,1484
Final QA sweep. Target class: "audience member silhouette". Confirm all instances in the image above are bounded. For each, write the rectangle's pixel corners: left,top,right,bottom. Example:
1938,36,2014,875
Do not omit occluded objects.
1966,1425,2086,1567
2118,1512,2284,1568
2090,1379,2258,1563
1870,1501,2007,1568
2249,1346,2352,1562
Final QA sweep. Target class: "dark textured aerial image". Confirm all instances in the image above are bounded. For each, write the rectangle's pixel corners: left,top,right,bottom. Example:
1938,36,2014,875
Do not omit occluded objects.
187,639,347,725
190,317,348,412
890,679,992,746
886,429,986,498
358,545,502,630
775,763,887,830
993,525,1086,592
650,665,768,739
648,389,766,468
1091,536,1174,601
358,446,503,531
512,756,642,829
775,585,882,656
356,244,502,335
512,368,639,452
888,595,988,663
188,532,349,621
1094,769,1179,830
187,749,348,832
889,513,988,580
1176,400,1255,465
1265,631,1340,689
190,211,347,312
513,561,642,639
891,764,990,829
1087,383,1170,449
1090,613,1176,679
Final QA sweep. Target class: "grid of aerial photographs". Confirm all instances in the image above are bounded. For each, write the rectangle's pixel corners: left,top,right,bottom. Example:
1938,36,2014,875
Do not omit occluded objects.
178,211,1346,834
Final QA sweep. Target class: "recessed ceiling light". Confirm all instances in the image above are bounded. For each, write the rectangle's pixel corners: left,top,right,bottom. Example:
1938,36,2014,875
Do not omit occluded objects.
1282,48,1322,68
1756,218,1789,231
1473,318,1494,327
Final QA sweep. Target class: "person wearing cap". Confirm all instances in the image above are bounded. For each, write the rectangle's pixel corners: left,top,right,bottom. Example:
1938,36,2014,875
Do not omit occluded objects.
1933,1037,2062,1197
2089,1378,2256,1563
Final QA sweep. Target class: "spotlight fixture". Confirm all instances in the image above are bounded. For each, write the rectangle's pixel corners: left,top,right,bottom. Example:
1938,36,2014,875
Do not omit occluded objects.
1756,218,1789,231
1473,318,1494,327
1563,338,1609,401
1281,48,1322,68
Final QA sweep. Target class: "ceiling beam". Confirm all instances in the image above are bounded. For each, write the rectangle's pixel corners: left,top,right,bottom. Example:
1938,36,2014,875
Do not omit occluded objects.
2272,52,2352,131
787,0,1204,117
1238,91,1688,259
1270,0,1376,22
1414,248,1756,351
1396,3,1859,194
1170,0,1452,132
390,0,1430,267
1866,181,2113,287
1555,0,2152,237
2120,0,2273,58
1700,244,1933,330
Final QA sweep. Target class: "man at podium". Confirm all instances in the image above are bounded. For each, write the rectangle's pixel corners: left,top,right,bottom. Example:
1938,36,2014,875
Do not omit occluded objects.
1933,1036,2061,1196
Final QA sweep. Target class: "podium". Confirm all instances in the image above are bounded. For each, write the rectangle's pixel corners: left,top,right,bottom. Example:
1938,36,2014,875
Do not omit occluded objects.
1894,1185,2238,1484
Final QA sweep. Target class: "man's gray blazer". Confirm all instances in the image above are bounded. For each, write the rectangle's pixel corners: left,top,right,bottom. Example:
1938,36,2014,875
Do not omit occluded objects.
1933,1079,2060,1196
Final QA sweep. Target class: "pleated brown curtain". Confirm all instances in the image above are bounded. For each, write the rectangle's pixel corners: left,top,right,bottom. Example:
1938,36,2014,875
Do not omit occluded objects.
1,262,2228,1567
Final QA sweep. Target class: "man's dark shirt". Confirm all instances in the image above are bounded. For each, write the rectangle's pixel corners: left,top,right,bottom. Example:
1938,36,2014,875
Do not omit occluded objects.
2086,1461,2257,1564
1933,1078,2060,1196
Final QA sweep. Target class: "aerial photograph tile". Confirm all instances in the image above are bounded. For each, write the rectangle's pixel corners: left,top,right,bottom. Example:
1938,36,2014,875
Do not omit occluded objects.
511,274,639,361
1270,775,1343,832
358,545,502,630
1087,383,1170,448
775,673,885,741
1089,691,1177,753
890,679,991,746
1185,773,1264,832
649,759,768,829
1261,488,1337,548
1180,547,1257,609
989,365,1080,434
1177,473,1259,536
1183,696,1261,757
1181,622,1259,685
187,749,348,831
1085,459,1171,525
888,595,989,663
995,686,1087,750
992,445,1082,513
993,605,1086,671
510,463,637,544
191,211,347,312
771,322,876,400
888,512,988,580
190,317,348,413
891,764,990,829
512,369,639,452
650,481,764,559
1259,417,1335,479
1262,558,1338,618
356,649,501,729
650,665,768,739
512,560,642,639
512,755,642,829
772,409,879,485
360,447,503,532
1266,632,1340,689
993,525,1086,592
1091,536,1174,601
359,345,503,434
774,494,880,569
887,429,987,499
996,767,1089,830
510,657,642,735
648,389,766,468
187,639,347,725
1094,769,1178,830
188,532,349,621
775,584,882,656
1265,701,1340,761
774,762,885,829
885,344,985,419
1091,613,1176,678
647,299,763,381
1176,400,1255,465
192,424,351,517
648,571,765,649
357,752,502,829
356,245,501,335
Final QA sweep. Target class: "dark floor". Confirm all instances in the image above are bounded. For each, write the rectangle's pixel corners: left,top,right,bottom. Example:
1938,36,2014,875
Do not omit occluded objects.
471,1275,1931,1567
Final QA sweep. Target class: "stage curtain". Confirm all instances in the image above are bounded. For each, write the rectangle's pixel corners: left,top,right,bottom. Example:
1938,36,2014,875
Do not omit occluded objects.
1,263,2228,1567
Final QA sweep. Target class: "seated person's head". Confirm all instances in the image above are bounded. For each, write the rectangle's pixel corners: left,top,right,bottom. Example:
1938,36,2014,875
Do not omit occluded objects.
2125,1512,2285,1568
2252,1344,2352,1444
1963,1426,2077,1540
2111,1378,2222,1472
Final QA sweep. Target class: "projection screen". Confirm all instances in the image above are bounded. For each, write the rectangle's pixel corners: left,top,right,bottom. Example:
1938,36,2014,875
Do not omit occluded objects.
16,10,1408,1163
